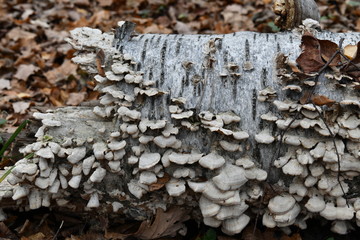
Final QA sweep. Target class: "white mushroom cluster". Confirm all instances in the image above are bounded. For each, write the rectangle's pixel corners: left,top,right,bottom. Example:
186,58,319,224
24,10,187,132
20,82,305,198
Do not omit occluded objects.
192,159,267,235
4,23,360,237
267,56,360,235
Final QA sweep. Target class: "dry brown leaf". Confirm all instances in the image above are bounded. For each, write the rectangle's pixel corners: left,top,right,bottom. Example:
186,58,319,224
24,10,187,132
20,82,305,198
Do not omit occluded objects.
66,92,86,106
143,24,172,34
218,236,238,240
0,79,11,90
344,44,358,60
14,64,39,81
12,101,31,114
280,233,302,240
318,39,340,66
346,41,360,64
97,0,114,6
134,207,190,239
296,33,324,73
6,27,36,42
174,21,194,34
149,172,170,191
44,60,78,84
241,224,264,240
96,49,105,77
21,232,46,240
300,90,312,105
311,95,336,106
0,222,16,238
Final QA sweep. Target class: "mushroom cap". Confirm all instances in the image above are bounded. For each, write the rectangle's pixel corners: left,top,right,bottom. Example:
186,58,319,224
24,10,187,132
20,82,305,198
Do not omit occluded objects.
199,195,221,217
203,217,222,228
261,112,278,122
89,167,106,183
12,185,29,200
165,178,186,196
232,131,249,140
331,221,349,235
108,140,126,151
168,152,190,165
268,194,296,214
305,196,326,212
219,140,241,152
320,202,354,220
36,147,54,159
171,111,194,120
262,210,276,228
82,155,95,175
153,135,181,149
255,130,275,144
218,112,241,125
213,191,242,206
67,147,86,164
127,180,147,199
273,203,300,225
139,153,161,170
235,157,255,169
187,181,207,193
87,192,100,208
139,171,157,185
202,181,236,201
212,164,248,191
68,175,82,189
282,159,304,176
13,163,38,176
199,152,225,170
173,167,195,179
221,214,250,235
215,202,248,220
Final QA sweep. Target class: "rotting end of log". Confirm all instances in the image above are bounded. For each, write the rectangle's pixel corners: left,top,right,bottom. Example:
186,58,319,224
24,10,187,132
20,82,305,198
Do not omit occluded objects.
273,0,320,30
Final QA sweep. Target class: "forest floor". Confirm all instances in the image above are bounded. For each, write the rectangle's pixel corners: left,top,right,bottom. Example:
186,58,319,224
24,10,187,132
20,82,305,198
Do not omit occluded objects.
1,0,360,239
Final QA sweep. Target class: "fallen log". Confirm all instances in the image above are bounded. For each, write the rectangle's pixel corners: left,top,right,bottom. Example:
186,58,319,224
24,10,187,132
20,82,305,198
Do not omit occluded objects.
2,8,360,238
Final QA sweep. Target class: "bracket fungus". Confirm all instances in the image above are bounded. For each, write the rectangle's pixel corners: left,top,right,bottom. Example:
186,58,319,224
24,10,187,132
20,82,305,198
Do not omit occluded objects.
5,20,360,237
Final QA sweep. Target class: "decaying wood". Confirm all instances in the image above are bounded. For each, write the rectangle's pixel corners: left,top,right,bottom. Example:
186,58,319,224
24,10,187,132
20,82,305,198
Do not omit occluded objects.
273,0,320,30
1,21,360,236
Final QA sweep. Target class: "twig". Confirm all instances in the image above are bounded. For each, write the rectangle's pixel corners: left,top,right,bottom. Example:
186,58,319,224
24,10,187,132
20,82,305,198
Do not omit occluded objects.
52,220,64,240
311,102,349,207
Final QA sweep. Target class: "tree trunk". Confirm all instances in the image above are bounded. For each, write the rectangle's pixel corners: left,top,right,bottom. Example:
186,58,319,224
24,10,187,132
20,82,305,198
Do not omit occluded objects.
2,22,360,236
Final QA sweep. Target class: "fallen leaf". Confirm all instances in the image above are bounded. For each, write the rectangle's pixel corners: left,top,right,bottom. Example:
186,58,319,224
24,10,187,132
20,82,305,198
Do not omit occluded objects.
280,233,302,240
311,95,336,106
174,21,194,34
296,33,325,73
66,92,86,106
134,207,190,239
300,90,312,105
0,222,16,238
341,41,360,80
241,224,264,240
14,64,39,81
12,101,31,114
0,79,11,90
149,173,170,191
318,39,340,66
44,60,78,84
22,232,46,240
344,44,358,60
96,49,105,77
97,0,114,7
6,27,36,42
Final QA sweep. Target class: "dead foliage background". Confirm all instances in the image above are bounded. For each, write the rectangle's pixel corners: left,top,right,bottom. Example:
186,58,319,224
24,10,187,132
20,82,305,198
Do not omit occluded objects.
1,0,360,239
